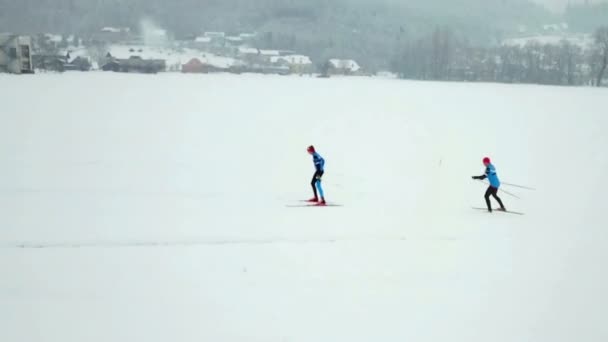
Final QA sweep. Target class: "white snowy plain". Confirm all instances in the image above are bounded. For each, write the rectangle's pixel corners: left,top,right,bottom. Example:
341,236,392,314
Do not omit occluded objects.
1,72,607,342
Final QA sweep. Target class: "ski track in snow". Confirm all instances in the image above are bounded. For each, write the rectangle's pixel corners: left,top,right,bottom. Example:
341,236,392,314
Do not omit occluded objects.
0,236,426,249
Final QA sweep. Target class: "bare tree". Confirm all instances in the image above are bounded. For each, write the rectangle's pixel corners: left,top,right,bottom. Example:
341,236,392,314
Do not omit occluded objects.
558,40,581,85
593,26,608,86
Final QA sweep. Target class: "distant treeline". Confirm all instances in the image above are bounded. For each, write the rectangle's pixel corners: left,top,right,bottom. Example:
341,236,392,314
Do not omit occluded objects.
391,26,608,86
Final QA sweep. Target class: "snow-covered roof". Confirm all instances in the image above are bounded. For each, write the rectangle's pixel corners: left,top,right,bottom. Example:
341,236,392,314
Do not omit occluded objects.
60,46,89,59
260,50,280,56
45,34,63,43
195,36,212,43
102,27,121,33
238,48,281,56
270,55,312,65
226,36,243,42
101,27,130,33
204,32,225,38
329,59,361,72
239,47,259,55
239,33,257,39
199,55,245,69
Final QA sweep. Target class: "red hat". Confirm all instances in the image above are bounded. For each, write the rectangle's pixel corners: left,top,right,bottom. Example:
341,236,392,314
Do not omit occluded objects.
307,145,315,153
483,157,491,164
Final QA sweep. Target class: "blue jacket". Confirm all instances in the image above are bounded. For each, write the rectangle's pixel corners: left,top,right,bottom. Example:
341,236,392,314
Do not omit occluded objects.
483,163,501,188
312,152,325,172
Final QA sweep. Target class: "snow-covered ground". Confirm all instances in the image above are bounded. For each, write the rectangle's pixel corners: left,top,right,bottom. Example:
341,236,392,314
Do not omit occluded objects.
1,73,607,342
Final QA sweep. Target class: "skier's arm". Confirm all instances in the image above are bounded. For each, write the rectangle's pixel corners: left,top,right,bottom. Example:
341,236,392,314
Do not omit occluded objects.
472,166,490,180
472,168,488,180
314,155,325,171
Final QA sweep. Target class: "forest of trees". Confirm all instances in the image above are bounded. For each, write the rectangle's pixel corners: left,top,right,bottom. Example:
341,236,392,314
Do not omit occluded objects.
391,25,608,86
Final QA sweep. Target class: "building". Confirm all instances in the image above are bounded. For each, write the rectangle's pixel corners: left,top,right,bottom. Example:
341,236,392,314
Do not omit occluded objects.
32,54,67,72
327,59,361,75
64,56,92,71
270,55,313,74
182,58,227,73
238,47,283,64
102,56,166,74
0,34,33,74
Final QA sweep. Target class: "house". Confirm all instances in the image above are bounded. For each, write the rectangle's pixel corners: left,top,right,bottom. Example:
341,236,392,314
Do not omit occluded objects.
0,34,33,74
238,47,282,64
32,54,67,72
182,58,227,73
101,60,121,72
327,59,361,75
64,56,92,71
270,55,313,74
182,58,205,73
102,56,166,74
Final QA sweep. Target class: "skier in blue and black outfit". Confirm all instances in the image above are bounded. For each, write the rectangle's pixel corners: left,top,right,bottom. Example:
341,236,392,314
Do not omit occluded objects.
307,145,326,205
472,157,506,212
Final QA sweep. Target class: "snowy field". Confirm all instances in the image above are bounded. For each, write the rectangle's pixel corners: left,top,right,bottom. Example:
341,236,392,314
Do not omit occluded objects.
1,72,607,342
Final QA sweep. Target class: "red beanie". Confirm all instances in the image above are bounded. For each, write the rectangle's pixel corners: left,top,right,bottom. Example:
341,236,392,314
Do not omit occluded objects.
307,145,315,153
483,157,491,164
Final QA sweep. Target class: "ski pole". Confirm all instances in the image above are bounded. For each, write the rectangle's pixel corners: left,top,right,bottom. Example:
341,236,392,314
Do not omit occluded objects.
497,186,521,199
500,182,536,191
476,179,521,199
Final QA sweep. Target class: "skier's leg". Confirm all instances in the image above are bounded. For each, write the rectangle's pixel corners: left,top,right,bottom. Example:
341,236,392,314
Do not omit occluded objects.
484,186,493,212
316,179,325,202
492,187,506,210
315,171,325,203
310,173,318,200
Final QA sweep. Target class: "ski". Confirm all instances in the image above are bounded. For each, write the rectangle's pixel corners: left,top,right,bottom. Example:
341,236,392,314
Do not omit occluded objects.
287,203,343,208
472,207,524,215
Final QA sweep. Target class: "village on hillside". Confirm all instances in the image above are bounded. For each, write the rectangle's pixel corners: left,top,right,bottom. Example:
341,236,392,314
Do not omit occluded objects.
0,27,363,77
2,21,606,87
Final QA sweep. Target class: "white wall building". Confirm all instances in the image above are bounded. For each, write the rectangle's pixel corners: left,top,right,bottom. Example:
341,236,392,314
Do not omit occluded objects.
0,34,33,74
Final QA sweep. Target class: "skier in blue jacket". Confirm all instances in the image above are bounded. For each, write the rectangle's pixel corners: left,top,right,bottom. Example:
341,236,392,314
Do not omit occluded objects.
307,145,326,204
472,157,506,212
